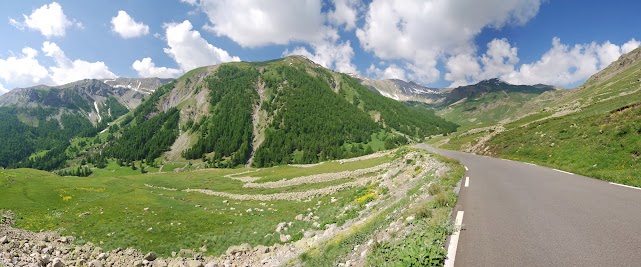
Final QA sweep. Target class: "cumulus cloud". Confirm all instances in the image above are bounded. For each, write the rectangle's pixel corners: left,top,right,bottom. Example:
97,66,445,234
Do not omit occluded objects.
0,47,51,89
163,20,240,72
42,42,117,85
357,0,543,84
367,64,407,81
445,38,641,87
111,10,150,39
0,83,7,95
0,42,118,89
186,0,335,47
132,58,182,78
327,0,362,31
621,39,641,54
9,2,80,38
284,41,358,74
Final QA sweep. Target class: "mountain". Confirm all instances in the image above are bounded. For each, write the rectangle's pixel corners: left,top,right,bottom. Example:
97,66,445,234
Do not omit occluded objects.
97,56,458,169
102,77,173,95
362,77,556,128
358,78,444,104
0,78,171,169
435,78,556,128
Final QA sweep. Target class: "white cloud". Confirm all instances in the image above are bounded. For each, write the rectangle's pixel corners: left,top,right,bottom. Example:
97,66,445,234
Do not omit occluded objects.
327,0,362,31
445,37,641,87
163,20,240,71
9,2,80,38
42,42,117,85
180,0,198,5
0,83,8,95
0,47,51,88
367,64,407,81
503,38,640,86
356,0,543,84
132,58,182,78
622,39,641,54
111,10,150,39
187,0,335,48
284,40,358,74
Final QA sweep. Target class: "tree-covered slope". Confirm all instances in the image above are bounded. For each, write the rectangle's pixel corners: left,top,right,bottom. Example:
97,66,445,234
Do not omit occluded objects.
101,56,458,169
0,78,171,170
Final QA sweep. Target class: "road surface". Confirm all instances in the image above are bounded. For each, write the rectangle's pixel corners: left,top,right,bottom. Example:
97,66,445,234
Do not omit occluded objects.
416,144,641,267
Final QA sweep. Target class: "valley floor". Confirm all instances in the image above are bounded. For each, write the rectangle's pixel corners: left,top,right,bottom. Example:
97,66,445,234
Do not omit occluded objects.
0,147,463,267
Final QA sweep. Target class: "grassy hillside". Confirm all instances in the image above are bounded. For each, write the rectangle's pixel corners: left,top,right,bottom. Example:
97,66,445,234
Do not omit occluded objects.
437,90,546,129
480,48,641,186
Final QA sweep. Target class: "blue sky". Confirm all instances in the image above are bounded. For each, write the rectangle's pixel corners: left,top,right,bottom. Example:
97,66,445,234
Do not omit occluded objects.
0,0,640,94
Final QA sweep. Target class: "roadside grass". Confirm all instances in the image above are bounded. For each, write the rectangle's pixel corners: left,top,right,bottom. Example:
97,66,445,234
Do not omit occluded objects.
298,152,464,266
439,130,489,151
487,92,641,186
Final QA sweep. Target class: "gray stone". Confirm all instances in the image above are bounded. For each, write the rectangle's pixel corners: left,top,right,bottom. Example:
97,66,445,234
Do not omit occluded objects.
132,260,143,267
52,257,65,267
0,236,7,244
186,260,204,267
88,260,104,267
144,252,157,261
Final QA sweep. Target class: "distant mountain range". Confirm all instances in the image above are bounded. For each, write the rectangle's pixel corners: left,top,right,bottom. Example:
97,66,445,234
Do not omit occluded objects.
0,78,172,125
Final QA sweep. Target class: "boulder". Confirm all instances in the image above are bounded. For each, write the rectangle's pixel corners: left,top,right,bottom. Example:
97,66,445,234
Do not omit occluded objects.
144,252,157,261
52,257,65,267
88,260,104,267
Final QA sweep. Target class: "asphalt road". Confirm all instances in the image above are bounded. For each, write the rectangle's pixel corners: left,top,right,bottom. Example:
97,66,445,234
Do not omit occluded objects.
416,144,641,267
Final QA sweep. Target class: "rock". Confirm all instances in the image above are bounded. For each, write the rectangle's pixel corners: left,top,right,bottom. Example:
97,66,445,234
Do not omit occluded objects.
275,222,287,233
255,245,270,254
59,237,68,244
295,214,303,220
97,252,107,260
225,243,251,256
0,236,7,244
88,260,104,267
155,260,169,267
78,212,91,218
41,254,51,264
279,234,291,243
144,252,157,261
204,262,219,267
52,257,65,267
223,200,229,204
144,207,150,211
186,260,204,267
132,260,143,267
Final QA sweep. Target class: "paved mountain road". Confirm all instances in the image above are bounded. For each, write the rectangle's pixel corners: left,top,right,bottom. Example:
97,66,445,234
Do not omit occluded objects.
416,144,641,267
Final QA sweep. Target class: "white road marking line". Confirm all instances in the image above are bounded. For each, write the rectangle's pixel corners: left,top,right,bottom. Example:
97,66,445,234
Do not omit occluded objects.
445,211,465,267
464,166,469,171
525,162,536,166
609,182,641,191
465,177,469,187
553,169,574,175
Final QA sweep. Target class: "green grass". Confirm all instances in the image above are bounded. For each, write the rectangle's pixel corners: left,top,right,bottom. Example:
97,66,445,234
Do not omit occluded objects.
437,91,542,129
0,163,378,256
487,91,641,186
439,130,489,151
